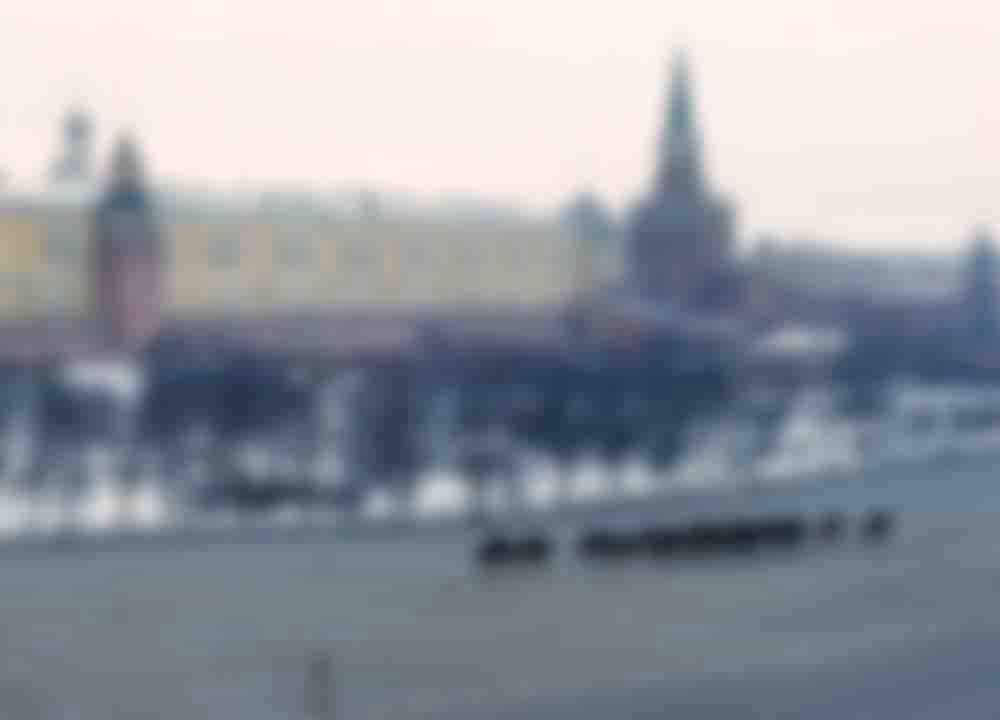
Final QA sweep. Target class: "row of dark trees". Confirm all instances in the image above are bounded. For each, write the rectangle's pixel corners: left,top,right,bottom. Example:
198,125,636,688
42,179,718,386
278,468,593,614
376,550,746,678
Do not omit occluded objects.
831,325,1000,419
12,320,996,511
0,338,736,511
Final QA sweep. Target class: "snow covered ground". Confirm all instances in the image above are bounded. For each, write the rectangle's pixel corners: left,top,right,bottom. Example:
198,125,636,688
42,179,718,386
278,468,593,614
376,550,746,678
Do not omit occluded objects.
0,453,998,719
5,380,1000,550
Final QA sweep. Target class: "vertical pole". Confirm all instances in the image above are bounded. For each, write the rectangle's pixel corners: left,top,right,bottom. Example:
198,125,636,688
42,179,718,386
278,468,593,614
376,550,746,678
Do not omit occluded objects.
305,651,335,719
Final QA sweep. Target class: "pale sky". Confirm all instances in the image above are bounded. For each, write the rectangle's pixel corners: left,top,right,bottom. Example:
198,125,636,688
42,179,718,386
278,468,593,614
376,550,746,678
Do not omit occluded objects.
1,0,997,251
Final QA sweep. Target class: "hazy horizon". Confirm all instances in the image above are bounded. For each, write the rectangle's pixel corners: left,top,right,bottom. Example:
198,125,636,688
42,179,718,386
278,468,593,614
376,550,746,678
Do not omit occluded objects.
1,0,997,252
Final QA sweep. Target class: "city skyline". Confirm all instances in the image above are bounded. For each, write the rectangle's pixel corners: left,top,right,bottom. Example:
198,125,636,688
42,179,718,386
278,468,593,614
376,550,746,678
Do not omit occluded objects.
1,0,997,251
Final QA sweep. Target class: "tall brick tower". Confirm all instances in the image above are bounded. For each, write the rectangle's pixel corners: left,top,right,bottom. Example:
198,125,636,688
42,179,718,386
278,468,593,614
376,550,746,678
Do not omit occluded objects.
92,135,165,352
629,50,735,308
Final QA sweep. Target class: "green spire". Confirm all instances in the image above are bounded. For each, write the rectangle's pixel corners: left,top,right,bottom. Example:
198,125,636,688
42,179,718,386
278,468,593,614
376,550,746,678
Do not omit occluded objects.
658,48,704,195
102,133,149,211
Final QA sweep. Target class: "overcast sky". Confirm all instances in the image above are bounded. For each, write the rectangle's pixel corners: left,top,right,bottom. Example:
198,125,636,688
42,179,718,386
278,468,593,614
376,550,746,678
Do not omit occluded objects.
1,0,996,251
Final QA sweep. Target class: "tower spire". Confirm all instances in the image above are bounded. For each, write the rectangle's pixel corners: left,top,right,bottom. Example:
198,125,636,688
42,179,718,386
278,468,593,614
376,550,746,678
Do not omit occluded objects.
92,133,164,353
657,48,704,196
104,133,149,210
629,47,735,306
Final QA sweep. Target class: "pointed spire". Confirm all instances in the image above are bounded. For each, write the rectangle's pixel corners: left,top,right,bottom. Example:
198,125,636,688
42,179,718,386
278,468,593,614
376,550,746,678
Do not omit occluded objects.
657,48,704,196
667,49,693,136
110,133,143,186
103,133,150,211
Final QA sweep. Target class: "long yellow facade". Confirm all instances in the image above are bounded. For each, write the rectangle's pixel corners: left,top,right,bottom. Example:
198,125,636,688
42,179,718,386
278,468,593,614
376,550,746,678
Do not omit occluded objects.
0,205,90,318
0,197,588,321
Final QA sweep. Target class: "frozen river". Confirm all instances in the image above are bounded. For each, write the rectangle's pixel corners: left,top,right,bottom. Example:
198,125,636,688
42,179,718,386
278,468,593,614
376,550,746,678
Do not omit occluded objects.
2,453,1000,719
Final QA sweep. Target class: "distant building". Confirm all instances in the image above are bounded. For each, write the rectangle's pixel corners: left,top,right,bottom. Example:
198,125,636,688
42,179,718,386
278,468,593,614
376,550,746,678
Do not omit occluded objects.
749,237,959,306
962,227,999,345
629,51,736,308
561,191,622,295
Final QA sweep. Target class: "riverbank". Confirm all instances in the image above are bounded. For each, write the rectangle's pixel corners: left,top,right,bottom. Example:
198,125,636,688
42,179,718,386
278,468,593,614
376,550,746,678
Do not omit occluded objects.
2,452,999,718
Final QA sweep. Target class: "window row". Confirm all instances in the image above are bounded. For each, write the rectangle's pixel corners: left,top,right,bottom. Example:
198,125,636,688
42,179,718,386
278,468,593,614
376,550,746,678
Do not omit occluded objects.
200,238,559,271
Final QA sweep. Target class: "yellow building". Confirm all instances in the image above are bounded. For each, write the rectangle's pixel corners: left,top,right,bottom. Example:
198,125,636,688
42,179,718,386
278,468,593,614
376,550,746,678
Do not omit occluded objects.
0,111,619,329
168,203,584,316
0,198,91,320
0,190,592,324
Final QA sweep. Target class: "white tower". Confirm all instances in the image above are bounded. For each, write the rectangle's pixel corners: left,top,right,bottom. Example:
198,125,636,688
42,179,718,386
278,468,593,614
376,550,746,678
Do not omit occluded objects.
49,107,96,193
